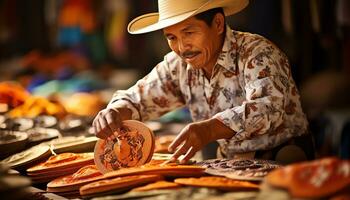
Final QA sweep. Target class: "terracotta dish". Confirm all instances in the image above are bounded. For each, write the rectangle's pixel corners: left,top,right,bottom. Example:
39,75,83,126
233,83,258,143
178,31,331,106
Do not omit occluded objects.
94,120,155,173
132,180,180,192
44,136,98,154
102,161,205,179
26,152,94,183
1,144,50,170
79,174,162,198
47,165,104,192
174,176,260,191
26,128,60,145
0,131,28,159
266,157,350,198
27,152,94,173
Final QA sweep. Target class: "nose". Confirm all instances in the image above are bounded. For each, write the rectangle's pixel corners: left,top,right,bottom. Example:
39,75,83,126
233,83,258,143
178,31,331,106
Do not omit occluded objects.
178,37,191,53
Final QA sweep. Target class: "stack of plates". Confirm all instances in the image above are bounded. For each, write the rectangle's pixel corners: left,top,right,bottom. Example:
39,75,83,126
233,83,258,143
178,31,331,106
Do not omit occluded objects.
0,144,51,171
26,152,94,183
47,164,104,198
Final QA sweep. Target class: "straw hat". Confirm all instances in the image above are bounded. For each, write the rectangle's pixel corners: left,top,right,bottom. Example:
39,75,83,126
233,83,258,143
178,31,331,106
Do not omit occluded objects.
127,0,249,34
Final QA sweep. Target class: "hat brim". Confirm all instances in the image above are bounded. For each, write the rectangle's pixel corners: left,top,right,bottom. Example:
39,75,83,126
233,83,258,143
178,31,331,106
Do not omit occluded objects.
128,0,249,34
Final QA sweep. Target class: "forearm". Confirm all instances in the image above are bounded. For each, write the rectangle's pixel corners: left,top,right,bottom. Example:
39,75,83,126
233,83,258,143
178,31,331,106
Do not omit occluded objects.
204,118,235,142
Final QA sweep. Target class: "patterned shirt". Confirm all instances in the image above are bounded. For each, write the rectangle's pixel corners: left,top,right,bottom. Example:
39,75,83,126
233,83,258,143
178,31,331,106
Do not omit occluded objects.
107,25,308,156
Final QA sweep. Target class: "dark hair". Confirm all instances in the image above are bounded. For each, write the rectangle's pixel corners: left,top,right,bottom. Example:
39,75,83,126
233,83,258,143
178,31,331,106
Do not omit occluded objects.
194,7,225,26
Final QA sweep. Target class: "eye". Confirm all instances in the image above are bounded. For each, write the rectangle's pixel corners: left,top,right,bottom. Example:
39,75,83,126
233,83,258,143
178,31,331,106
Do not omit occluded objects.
185,31,193,36
166,35,176,41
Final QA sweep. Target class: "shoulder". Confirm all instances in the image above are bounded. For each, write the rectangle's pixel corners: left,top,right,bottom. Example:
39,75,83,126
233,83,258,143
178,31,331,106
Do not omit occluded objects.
233,31,271,46
232,30,287,62
234,31,281,53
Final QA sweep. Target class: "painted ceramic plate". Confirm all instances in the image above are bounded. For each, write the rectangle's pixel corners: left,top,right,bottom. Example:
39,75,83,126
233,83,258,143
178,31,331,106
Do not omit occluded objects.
132,180,180,192
94,120,155,173
197,158,281,181
266,157,350,198
174,176,260,191
0,144,50,169
34,115,57,128
47,165,104,192
45,136,98,154
0,130,28,145
27,152,94,173
0,130,29,159
26,128,60,145
80,174,162,198
102,162,205,179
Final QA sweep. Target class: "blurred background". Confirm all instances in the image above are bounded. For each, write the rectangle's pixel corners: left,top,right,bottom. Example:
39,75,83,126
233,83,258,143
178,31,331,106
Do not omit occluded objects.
0,0,349,159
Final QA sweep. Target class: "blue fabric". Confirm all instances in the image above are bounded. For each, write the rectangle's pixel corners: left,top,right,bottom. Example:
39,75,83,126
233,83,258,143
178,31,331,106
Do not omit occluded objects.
27,74,49,92
58,27,82,46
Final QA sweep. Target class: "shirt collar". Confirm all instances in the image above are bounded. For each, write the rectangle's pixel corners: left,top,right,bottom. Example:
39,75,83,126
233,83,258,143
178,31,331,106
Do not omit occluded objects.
216,25,238,73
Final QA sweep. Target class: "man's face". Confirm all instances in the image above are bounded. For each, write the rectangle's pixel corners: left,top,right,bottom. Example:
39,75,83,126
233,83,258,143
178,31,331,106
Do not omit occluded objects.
163,15,224,71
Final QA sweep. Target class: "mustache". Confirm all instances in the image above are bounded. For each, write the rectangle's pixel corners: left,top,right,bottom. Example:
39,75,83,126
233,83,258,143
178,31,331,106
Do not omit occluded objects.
181,51,200,58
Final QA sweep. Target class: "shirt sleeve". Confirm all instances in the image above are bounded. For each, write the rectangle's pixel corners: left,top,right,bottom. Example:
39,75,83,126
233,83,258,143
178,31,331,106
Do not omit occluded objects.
214,37,295,142
107,53,186,121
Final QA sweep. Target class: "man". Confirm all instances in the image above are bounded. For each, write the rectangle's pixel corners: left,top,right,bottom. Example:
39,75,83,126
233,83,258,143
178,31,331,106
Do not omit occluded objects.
93,0,314,164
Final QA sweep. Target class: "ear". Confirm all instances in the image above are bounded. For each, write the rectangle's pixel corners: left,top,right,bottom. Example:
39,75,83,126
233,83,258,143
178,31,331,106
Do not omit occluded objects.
213,13,225,35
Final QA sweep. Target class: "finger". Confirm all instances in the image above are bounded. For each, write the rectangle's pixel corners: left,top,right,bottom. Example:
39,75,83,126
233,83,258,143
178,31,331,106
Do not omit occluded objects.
92,118,99,133
105,111,121,133
92,111,103,130
99,117,111,134
180,147,197,164
95,120,108,139
168,127,189,152
93,120,99,135
98,118,112,138
172,141,191,160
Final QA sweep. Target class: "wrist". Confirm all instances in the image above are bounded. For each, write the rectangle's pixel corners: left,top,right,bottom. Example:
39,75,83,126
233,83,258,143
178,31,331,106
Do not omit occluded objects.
115,107,132,120
206,118,235,141
107,100,141,120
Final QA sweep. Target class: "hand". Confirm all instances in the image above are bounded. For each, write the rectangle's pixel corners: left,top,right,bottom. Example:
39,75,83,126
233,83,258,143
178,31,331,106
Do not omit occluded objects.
92,107,132,139
168,118,235,163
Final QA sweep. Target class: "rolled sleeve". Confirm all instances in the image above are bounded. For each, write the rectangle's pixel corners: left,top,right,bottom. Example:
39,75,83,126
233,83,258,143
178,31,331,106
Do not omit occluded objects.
107,99,141,121
106,52,186,122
